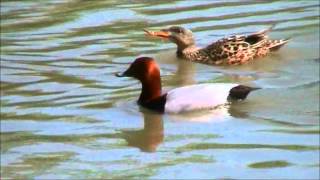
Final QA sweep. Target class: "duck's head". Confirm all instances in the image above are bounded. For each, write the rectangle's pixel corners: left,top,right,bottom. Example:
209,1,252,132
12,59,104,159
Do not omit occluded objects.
144,26,195,51
116,57,163,105
116,57,160,82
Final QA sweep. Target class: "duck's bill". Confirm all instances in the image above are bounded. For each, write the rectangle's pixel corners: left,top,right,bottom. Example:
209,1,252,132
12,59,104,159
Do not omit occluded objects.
143,29,170,38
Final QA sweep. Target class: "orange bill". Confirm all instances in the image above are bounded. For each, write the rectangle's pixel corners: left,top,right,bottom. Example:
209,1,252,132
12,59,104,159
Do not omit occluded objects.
143,29,170,38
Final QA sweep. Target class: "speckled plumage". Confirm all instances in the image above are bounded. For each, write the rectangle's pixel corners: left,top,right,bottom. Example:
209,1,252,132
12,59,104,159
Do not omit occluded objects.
145,26,290,65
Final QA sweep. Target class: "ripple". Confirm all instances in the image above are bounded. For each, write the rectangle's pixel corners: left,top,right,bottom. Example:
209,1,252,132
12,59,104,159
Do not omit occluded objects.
1,0,319,179
177,143,320,153
248,160,292,169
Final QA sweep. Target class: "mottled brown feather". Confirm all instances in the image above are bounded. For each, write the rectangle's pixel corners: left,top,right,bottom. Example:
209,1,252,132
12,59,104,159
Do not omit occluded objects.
145,25,289,65
198,27,289,65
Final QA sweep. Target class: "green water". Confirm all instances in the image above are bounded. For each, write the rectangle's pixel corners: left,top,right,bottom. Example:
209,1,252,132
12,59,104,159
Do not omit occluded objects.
1,0,319,179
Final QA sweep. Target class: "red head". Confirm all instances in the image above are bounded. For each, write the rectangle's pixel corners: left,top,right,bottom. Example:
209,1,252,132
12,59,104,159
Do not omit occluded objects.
116,57,160,81
116,57,162,104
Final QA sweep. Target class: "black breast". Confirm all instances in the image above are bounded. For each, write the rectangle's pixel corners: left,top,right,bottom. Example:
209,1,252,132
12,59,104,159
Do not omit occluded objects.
138,94,167,113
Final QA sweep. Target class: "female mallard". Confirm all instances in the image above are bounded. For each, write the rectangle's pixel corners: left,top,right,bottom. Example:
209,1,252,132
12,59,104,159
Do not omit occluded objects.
144,26,289,65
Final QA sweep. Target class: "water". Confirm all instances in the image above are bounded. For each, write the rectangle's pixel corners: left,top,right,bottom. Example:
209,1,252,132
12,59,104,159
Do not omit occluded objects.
1,0,319,179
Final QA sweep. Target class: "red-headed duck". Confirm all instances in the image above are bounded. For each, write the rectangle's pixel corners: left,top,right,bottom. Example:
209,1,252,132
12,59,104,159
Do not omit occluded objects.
116,57,259,113
144,26,289,65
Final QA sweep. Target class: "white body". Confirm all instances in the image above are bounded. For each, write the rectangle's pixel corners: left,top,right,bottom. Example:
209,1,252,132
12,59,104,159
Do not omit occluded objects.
164,83,238,114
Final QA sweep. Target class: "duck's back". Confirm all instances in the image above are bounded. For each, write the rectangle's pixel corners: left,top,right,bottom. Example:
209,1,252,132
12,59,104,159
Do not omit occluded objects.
202,27,289,65
164,83,238,113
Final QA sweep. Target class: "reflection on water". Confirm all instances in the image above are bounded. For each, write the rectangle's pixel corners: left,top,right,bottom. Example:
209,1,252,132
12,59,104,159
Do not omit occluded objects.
121,111,164,152
1,0,320,179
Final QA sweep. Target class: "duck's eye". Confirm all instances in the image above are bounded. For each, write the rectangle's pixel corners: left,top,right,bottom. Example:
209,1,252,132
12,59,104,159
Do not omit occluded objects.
175,28,183,33
170,27,183,34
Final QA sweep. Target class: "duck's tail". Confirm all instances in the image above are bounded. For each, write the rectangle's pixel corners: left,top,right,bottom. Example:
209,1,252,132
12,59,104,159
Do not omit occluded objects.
228,85,261,101
253,24,276,36
245,25,277,46
267,38,291,51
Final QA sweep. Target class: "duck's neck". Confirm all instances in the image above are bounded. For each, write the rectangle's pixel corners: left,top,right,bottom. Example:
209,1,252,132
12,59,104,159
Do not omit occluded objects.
138,76,162,105
176,45,199,58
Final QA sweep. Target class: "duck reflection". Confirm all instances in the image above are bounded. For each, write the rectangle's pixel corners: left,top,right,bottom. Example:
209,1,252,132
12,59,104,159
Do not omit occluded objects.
228,101,250,119
175,60,196,86
155,51,196,86
119,102,253,153
121,111,164,152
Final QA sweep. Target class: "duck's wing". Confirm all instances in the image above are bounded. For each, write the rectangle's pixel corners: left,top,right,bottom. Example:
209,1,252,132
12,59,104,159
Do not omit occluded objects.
203,35,254,64
207,26,274,51
243,26,290,52
203,26,289,65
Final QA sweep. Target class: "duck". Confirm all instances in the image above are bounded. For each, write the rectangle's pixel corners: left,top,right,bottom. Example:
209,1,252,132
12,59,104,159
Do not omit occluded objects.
144,26,290,65
116,57,259,113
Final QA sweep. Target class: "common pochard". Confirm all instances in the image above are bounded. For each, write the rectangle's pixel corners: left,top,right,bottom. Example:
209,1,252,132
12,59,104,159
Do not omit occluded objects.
116,57,259,113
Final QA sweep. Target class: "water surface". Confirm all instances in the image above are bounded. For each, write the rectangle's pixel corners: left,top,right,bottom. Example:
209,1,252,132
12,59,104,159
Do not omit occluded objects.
1,0,319,179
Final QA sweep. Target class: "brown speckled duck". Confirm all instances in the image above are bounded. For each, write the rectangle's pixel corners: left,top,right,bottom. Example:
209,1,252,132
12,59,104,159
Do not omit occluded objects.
144,26,290,65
